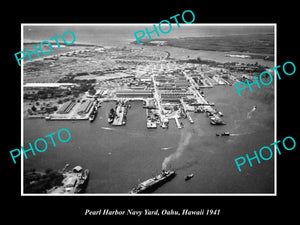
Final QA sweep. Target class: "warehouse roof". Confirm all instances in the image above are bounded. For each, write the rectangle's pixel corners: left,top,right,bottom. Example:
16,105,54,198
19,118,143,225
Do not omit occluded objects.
24,83,78,88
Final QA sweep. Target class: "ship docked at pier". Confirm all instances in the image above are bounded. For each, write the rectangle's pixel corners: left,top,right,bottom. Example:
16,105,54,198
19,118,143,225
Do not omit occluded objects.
108,108,116,123
129,170,176,194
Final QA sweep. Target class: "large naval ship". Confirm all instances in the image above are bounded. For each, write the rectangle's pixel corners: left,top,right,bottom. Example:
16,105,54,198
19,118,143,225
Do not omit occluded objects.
129,170,176,194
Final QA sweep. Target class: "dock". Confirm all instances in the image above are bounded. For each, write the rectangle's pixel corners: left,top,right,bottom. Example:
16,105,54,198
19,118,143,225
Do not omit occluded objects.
48,100,96,121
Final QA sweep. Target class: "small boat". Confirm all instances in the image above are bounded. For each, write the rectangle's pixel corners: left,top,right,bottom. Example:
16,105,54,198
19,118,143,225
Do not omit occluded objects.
147,119,157,129
89,114,96,122
161,122,168,129
216,131,230,136
108,108,115,124
185,174,194,181
210,116,226,125
188,115,194,124
129,170,176,194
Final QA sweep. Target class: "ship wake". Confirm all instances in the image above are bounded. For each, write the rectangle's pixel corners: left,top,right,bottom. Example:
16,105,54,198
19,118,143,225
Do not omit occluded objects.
101,127,116,131
162,131,192,170
247,106,257,119
161,147,173,151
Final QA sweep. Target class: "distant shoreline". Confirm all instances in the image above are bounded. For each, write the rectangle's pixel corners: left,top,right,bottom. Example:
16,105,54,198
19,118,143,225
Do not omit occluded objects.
131,33,274,55
22,42,102,63
24,40,102,48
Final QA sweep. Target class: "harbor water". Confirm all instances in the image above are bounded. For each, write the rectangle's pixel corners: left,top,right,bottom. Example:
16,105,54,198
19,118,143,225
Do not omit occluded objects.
24,85,274,194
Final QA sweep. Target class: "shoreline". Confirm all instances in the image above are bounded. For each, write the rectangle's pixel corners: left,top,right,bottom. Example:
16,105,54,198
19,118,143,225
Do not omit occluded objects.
132,43,274,68
24,40,102,47
22,37,274,68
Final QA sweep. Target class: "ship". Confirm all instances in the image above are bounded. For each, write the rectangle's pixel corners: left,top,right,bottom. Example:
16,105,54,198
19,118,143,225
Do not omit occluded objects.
210,120,226,125
108,108,115,124
185,173,194,181
147,119,157,129
161,118,169,129
89,114,95,122
216,131,230,136
96,100,102,108
129,170,176,194
209,115,226,125
187,115,194,124
161,121,168,129
89,106,98,122
89,110,97,122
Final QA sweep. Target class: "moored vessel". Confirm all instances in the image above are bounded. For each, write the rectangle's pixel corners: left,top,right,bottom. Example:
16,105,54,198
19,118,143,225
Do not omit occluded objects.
185,173,194,181
108,108,115,123
89,112,96,122
129,170,176,194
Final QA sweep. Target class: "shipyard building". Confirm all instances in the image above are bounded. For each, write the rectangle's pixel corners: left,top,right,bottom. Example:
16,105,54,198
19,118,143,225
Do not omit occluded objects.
115,89,153,98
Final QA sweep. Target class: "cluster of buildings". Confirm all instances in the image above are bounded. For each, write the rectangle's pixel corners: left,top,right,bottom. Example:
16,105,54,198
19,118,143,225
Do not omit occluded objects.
154,73,193,103
23,83,79,100
23,45,249,127
94,59,231,128
115,89,153,98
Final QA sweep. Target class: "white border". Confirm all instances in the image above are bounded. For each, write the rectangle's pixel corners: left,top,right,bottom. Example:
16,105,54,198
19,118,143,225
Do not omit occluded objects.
21,23,277,196
274,24,277,196
21,23,24,195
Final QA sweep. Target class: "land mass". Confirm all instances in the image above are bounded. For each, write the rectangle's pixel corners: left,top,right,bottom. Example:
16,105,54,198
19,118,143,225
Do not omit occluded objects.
23,41,273,121
132,33,274,60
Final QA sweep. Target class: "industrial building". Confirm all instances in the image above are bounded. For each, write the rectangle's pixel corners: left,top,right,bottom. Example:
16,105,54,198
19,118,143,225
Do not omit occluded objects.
24,83,79,95
115,89,153,98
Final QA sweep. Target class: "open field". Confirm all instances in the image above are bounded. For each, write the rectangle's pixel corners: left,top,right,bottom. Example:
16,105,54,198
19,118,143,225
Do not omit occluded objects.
135,33,274,54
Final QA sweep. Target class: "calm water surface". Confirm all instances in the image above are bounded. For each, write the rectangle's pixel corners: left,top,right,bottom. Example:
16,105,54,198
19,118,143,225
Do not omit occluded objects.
24,85,274,194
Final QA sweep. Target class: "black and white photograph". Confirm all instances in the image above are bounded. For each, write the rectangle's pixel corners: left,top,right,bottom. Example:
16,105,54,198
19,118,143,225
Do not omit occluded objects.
21,24,275,195
4,4,298,223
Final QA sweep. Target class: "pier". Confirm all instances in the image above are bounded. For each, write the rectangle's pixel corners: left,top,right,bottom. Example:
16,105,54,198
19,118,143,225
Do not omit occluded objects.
174,117,182,129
